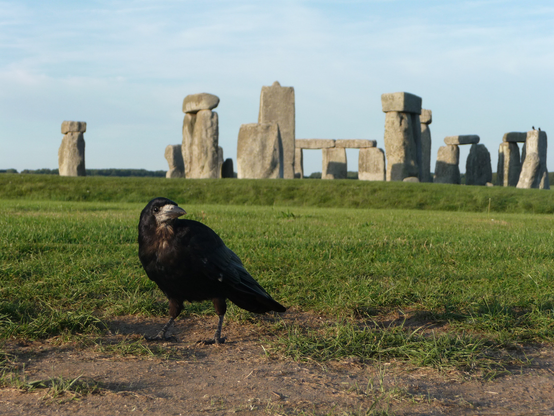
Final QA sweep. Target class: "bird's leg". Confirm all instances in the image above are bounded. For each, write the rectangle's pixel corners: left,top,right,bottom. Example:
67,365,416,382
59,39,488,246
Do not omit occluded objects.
197,298,227,345
145,317,174,341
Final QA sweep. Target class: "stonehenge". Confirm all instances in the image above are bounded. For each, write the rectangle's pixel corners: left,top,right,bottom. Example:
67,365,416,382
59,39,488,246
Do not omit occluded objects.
420,109,433,183
358,148,386,181
466,144,492,186
381,92,423,181
237,123,283,179
517,130,549,189
58,121,86,177
164,145,185,178
181,93,220,179
434,144,460,184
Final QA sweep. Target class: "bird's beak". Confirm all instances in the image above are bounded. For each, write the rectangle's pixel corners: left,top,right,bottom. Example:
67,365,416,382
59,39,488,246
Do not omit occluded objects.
160,204,187,221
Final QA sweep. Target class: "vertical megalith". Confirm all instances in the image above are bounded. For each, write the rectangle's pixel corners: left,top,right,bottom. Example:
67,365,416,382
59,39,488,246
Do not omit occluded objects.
58,121,86,177
420,109,432,182
259,81,295,179
358,147,386,181
517,130,549,189
221,158,234,178
434,145,460,184
181,93,219,178
322,148,347,179
164,145,185,178
381,92,422,181
237,123,283,179
496,138,522,187
466,144,492,186
294,148,304,178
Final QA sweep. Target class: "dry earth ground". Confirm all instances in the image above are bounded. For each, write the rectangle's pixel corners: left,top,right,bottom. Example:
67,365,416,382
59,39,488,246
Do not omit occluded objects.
1,312,553,415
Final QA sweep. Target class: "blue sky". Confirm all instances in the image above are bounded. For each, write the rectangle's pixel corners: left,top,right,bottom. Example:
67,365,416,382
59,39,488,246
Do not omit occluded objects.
1,0,554,175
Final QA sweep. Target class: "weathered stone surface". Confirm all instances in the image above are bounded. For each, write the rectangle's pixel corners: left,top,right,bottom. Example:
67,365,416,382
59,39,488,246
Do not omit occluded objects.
503,132,527,143
335,139,376,148
434,145,460,184
383,111,419,181
517,130,549,189
444,135,480,145
61,121,86,134
496,142,521,187
466,144,492,186
182,93,219,113
420,122,432,182
189,110,219,178
221,158,234,178
358,148,385,181
517,152,540,189
164,145,184,178
420,109,432,125
295,139,335,149
403,177,420,183
322,148,347,179
237,123,283,179
182,113,196,178
381,92,422,114
294,148,303,178
58,132,85,177
259,81,295,179
217,146,224,179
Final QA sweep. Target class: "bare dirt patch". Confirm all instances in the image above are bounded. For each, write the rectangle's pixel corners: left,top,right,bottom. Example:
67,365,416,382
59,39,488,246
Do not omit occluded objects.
1,312,554,415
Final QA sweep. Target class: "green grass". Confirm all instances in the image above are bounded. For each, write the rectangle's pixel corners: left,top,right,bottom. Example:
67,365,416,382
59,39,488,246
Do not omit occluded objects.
2,173,554,213
1,176,554,373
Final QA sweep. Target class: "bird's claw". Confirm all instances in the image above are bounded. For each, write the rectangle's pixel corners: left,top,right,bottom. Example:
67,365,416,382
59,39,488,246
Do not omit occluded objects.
196,337,226,346
144,333,177,342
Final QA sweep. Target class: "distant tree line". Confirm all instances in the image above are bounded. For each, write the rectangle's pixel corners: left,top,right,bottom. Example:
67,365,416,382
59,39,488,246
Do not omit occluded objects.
0,168,166,177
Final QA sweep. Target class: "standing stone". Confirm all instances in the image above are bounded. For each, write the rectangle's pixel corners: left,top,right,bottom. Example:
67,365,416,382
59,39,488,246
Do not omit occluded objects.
420,109,432,182
294,148,304,178
381,92,422,181
383,111,419,181
358,147,386,181
58,121,86,177
217,146,224,178
517,130,549,189
496,142,521,187
259,81,295,179
237,123,283,179
322,148,347,179
434,145,460,184
466,144,492,186
164,145,184,178
221,158,234,178
181,93,220,179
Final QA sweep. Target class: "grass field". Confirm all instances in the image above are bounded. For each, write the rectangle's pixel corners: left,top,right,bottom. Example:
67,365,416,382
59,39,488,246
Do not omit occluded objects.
1,174,554,377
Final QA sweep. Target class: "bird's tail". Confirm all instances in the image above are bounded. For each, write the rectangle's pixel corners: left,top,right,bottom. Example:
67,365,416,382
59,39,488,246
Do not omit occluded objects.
227,290,286,314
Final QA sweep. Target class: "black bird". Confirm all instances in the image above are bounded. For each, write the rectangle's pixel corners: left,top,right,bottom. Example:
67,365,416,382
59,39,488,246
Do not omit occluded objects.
532,126,535,130
138,197,286,344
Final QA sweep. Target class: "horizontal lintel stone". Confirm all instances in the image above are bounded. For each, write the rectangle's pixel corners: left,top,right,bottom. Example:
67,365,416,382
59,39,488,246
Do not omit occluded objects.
335,139,376,148
295,139,336,149
61,121,86,134
444,135,480,145
503,132,527,143
381,92,422,114
182,93,219,113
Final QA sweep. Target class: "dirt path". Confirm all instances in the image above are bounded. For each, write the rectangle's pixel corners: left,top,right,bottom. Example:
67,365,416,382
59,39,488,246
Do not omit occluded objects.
1,314,554,415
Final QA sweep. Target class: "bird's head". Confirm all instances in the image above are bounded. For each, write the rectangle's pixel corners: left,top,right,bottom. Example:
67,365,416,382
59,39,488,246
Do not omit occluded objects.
141,197,187,226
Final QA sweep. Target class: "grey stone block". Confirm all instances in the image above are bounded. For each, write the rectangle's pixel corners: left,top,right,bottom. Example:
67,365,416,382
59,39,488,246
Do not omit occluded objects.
294,148,303,178
496,142,521,187
434,145,460,184
322,148,347,179
259,81,295,179
517,130,549,189
182,93,219,113
444,135,480,145
58,132,86,177
420,109,432,125
403,177,420,183
420,122,432,182
221,158,234,178
237,123,283,179
383,111,419,181
61,121,86,134
182,113,196,178
503,132,527,143
466,144,492,186
517,153,540,189
295,139,336,149
335,139,376,148
190,110,219,178
381,92,422,114
164,145,184,178
358,148,385,181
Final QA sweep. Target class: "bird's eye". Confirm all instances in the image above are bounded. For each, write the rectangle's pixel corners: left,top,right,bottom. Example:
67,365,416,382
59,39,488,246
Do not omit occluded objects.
153,207,160,213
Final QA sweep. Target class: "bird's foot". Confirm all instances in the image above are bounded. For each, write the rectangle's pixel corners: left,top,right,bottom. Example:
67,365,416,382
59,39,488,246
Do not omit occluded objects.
196,337,226,346
144,333,177,342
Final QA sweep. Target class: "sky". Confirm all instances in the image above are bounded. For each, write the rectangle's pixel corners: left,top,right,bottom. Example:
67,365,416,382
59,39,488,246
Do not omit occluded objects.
1,0,554,175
